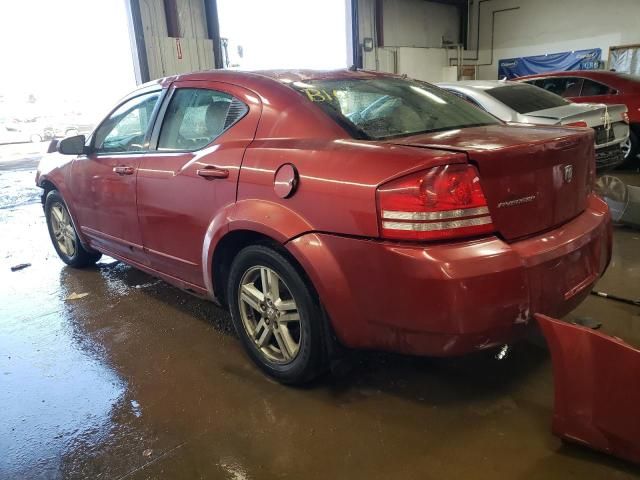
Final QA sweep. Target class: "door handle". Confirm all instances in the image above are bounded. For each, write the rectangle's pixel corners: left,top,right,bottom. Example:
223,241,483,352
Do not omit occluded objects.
113,166,135,175
197,166,229,179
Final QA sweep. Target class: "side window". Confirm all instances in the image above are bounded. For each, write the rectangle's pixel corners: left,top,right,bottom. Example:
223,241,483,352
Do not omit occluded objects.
537,78,570,96
581,79,616,96
157,88,248,151
562,78,583,97
94,92,160,154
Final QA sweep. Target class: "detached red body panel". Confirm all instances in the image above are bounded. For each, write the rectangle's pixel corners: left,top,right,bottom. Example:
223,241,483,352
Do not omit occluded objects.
536,313,640,464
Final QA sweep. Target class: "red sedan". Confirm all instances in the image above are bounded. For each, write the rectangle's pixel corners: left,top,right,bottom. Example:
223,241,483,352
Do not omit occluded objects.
36,70,611,384
516,70,640,164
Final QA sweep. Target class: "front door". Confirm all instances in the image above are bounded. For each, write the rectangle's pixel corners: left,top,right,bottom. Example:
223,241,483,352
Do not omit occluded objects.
70,90,162,263
136,80,260,287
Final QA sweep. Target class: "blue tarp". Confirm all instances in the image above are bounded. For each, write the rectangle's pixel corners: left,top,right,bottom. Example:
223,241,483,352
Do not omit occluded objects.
498,49,602,79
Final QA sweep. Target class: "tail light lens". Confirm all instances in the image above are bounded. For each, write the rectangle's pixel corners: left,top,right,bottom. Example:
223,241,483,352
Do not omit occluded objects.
377,164,495,241
567,121,588,128
623,112,630,124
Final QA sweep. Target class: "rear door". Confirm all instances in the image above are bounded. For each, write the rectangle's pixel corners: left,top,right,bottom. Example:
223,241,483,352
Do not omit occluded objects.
136,80,260,287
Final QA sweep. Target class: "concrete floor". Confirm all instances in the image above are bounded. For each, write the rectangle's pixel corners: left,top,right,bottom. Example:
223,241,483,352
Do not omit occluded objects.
1,144,640,479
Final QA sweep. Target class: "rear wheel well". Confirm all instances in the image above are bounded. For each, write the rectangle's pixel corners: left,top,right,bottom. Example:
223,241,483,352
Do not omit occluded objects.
213,230,313,307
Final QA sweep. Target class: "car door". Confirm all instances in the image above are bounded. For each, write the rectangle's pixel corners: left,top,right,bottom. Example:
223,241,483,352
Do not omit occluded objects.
69,90,163,264
136,80,260,288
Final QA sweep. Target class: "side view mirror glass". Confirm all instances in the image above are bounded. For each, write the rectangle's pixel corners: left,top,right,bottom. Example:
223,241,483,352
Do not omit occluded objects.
57,135,87,155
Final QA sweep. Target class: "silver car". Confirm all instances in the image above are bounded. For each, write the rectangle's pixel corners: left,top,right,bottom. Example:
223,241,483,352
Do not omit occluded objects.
438,80,629,171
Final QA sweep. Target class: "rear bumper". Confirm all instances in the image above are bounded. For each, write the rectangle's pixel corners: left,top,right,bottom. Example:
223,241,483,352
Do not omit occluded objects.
595,144,625,171
287,194,612,356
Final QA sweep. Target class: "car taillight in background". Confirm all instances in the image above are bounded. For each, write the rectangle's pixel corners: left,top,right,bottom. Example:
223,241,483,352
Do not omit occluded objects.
566,121,588,128
377,164,495,241
623,112,630,124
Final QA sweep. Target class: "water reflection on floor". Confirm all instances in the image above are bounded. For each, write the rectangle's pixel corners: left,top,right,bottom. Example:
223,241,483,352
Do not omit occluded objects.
0,163,639,479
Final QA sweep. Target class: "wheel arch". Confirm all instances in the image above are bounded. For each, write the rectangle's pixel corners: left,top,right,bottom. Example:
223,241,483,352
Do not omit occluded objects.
201,199,315,301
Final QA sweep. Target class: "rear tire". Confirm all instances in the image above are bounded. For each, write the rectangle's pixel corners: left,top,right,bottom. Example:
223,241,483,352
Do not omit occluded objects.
227,245,327,385
621,130,639,167
45,190,101,268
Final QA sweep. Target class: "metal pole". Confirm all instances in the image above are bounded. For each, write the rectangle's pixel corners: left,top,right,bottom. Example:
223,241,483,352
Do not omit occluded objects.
204,0,224,69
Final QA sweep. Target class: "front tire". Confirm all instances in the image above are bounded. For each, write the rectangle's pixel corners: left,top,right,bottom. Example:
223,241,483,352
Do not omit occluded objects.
227,245,327,384
45,190,101,267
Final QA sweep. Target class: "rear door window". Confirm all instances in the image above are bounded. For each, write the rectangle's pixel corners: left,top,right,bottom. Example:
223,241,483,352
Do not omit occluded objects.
535,77,582,97
157,88,248,151
581,79,616,96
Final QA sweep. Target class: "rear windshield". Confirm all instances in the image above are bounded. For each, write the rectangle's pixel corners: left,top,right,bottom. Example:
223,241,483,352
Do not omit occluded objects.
486,83,568,114
289,77,500,140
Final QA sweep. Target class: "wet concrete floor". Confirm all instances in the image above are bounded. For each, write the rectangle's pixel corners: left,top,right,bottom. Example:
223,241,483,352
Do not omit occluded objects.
1,146,640,479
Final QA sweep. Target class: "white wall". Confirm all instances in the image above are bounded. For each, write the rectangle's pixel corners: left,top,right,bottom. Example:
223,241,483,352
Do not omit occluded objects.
383,0,460,47
466,0,640,79
358,0,456,82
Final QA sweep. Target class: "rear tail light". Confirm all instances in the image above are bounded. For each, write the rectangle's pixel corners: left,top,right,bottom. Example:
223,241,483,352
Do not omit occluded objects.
567,121,588,128
623,112,630,124
377,164,495,241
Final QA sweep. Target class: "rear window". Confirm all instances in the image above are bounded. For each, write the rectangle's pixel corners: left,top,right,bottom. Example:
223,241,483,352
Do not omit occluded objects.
289,77,499,140
486,83,569,114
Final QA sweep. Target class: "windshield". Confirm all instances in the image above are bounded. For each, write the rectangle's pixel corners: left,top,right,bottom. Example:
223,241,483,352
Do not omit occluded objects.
290,77,500,139
486,84,568,114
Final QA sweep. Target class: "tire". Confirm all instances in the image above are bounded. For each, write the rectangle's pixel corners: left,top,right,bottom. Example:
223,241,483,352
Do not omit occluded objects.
45,190,101,268
227,245,327,384
621,130,639,167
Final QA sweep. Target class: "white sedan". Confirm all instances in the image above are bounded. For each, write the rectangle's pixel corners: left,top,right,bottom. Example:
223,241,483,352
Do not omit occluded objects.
438,80,629,171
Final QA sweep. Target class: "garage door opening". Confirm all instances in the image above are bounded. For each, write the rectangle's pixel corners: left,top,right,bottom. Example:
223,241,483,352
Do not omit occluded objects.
0,0,136,155
217,0,348,70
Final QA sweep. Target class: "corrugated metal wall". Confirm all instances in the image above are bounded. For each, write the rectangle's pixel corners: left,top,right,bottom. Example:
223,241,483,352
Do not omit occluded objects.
140,0,215,80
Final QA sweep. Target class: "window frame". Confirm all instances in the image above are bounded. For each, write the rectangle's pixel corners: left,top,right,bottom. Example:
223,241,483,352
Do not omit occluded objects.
89,87,166,157
148,85,249,153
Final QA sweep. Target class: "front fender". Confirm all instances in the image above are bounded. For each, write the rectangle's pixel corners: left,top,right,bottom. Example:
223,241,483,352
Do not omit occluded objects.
201,199,315,298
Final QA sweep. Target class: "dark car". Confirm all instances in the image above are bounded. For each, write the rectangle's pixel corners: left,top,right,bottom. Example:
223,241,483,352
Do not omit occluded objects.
517,70,640,164
36,70,611,384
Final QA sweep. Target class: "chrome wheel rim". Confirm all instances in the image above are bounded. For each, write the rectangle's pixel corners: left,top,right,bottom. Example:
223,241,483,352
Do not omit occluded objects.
50,202,77,257
621,137,631,159
595,175,628,203
238,266,301,364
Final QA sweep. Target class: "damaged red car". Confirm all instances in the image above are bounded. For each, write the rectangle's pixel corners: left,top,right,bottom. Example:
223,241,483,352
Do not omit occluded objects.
36,70,612,384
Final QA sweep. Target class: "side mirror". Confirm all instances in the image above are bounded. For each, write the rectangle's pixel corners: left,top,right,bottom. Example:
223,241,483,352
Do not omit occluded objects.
57,135,87,155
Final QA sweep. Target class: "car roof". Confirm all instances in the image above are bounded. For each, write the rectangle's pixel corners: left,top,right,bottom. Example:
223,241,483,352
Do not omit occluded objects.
517,70,631,83
138,68,391,90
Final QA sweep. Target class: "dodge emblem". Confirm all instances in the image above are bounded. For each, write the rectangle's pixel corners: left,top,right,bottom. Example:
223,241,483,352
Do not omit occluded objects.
563,164,573,183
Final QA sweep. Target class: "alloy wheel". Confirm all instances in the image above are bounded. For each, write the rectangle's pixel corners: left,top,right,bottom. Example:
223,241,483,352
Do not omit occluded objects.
238,266,302,364
621,137,631,160
50,202,77,257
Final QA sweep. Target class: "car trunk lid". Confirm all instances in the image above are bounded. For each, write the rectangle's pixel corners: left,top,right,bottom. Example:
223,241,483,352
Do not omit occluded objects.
388,124,594,241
